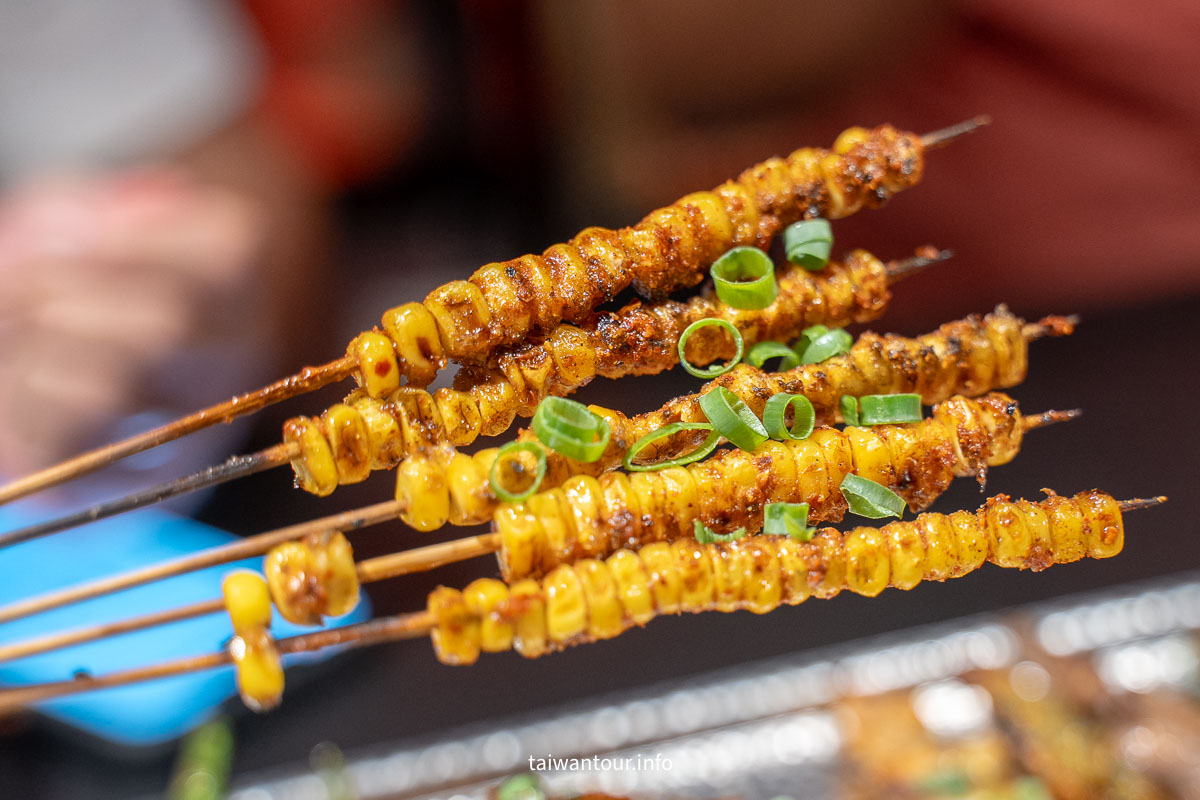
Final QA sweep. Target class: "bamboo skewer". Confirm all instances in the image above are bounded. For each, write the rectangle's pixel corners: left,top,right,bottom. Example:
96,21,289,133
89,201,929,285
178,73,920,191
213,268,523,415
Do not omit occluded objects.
0,494,1164,714
0,408,1080,662
0,358,355,507
0,118,987,510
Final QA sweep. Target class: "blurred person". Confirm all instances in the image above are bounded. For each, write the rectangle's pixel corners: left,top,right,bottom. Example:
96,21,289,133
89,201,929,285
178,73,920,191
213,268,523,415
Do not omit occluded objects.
0,0,429,500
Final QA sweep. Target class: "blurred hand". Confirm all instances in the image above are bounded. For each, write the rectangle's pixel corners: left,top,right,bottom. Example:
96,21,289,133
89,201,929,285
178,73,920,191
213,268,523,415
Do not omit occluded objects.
0,168,262,477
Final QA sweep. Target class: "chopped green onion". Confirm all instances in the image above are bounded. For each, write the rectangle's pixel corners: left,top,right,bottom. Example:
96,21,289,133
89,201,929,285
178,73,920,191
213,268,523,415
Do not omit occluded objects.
792,324,828,358
677,318,745,378
857,393,923,426
710,247,778,309
840,474,906,519
798,327,853,365
783,218,833,271
747,340,801,371
698,386,768,451
489,441,547,502
531,396,611,462
763,393,815,441
496,774,546,800
623,422,721,472
839,395,860,426
764,502,816,541
693,519,748,544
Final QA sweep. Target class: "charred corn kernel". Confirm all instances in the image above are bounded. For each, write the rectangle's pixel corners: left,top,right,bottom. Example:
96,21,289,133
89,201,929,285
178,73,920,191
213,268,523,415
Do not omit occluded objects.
543,565,587,644
349,331,400,398
382,302,446,386
462,578,513,652
1014,498,1055,572
283,417,338,497
843,527,889,597
833,126,871,154
443,452,485,526
429,586,480,665
229,630,284,712
673,539,716,611
606,549,655,625
808,531,846,600
1042,494,1087,564
948,510,989,575
985,497,1032,569
264,531,360,625
575,560,625,640
1080,490,1123,559
508,578,549,658
222,571,272,633
638,542,683,614
315,531,359,617
598,472,643,553
775,537,813,605
422,281,493,361
915,513,958,581
391,388,451,460
659,467,701,539
495,505,544,582
546,326,597,388
433,387,483,447
844,426,896,488
472,370,519,437
529,490,574,573
322,403,371,485
741,540,783,614
347,391,405,470
886,520,926,591
709,539,752,613
396,457,450,532
563,476,607,559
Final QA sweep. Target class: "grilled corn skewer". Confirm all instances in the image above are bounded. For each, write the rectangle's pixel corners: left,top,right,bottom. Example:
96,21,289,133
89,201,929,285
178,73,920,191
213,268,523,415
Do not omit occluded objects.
430,490,1126,664
363,123,925,393
491,392,1030,581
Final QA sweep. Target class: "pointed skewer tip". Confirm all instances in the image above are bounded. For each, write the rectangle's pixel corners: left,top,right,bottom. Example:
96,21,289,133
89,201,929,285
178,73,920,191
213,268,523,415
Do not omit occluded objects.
920,115,992,149
1117,496,1168,513
1023,408,1083,431
885,249,954,281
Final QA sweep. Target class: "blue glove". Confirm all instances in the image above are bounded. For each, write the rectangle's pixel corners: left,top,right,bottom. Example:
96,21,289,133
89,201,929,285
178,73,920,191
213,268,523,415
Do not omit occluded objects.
0,504,370,747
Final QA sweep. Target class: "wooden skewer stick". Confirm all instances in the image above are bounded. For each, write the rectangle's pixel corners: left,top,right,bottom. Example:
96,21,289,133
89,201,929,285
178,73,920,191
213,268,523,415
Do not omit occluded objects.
0,533,500,663
0,357,355,507
0,442,300,550
0,253,962,550
0,610,436,713
920,116,991,149
0,501,404,626
0,495,1168,713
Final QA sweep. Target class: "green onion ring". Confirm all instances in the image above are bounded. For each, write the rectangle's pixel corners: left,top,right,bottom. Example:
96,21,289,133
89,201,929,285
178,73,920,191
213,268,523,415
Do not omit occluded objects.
857,393,923,426
710,247,778,310
746,340,801,371
798,327,853,365
677,318,745,378
693,519,748,544
839,395,860,427
698,386,768,451
763,393,815,440
840,473,906,519
622,422,721,472
792,324,829,359
763,501,816,541
783,218,833,271
531,396,611,462
489,441,548,502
